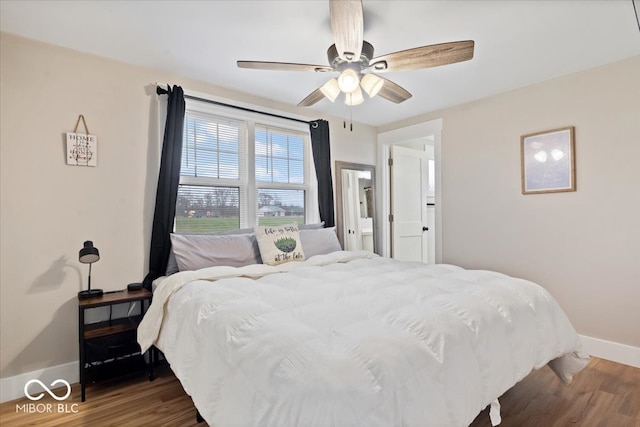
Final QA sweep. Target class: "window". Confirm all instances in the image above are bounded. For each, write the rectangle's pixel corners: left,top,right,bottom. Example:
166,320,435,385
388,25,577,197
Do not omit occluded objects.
174,100,317,233
255,126,307,227
255,127,304,184
176,185,240,233
181,114,241,180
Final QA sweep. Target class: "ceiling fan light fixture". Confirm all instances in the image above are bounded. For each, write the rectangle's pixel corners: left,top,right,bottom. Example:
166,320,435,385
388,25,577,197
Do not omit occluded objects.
238,2,474,109
337,68,360,93
360,73,384,98
320,78,341,102
344,87,364,106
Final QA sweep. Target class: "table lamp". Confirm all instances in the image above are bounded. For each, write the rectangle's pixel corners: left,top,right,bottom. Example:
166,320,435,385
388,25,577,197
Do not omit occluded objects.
78,240,103,299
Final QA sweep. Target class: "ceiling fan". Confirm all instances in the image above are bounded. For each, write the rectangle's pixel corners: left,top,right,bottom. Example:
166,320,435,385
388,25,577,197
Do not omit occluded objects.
237,0,475,107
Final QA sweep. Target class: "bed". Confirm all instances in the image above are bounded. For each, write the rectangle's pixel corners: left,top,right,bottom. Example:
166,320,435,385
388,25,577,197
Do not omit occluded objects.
138,225,589,427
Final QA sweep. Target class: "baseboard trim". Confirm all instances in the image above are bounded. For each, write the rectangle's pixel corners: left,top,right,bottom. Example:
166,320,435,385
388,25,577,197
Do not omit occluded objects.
0,361,78,404
579,335,640,368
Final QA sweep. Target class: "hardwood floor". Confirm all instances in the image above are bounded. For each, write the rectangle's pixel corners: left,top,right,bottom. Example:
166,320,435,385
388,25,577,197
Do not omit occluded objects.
469,357,640,427
1,357,638,426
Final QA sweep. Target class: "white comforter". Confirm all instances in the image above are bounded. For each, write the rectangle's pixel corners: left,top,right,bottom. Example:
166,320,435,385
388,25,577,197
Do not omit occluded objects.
138,251,589,427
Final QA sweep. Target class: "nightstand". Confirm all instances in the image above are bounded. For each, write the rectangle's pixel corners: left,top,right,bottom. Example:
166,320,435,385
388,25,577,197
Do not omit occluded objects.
78,289,154,402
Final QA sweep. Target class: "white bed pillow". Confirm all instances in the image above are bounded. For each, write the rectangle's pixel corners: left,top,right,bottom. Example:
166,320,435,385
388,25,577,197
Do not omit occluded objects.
299,226,342,258
165,249,179,275
299,222,325,230
169,233,261,271
254,223,305,266
165,224,324,275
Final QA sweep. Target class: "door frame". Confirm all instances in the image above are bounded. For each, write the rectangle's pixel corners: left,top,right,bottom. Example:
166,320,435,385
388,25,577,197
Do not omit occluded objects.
377,118,443,261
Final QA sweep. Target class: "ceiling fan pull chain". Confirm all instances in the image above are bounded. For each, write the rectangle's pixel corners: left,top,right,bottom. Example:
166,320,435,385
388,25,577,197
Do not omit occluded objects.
343,99,347,129
350,106,353,132
343,94,354,132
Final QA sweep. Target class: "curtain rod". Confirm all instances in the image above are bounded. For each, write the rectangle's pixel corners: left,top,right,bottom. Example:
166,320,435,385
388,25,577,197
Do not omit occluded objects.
156,86,311,125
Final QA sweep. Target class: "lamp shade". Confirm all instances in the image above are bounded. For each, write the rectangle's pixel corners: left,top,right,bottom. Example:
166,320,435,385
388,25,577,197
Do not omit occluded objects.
337,69,360,93
79,241,100,264
345,87,364,106
320,78,340,102
360,73,384,98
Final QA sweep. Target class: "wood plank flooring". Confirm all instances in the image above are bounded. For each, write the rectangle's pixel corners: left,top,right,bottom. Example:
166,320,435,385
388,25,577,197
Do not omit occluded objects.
1,357,638,426
469,357,639,427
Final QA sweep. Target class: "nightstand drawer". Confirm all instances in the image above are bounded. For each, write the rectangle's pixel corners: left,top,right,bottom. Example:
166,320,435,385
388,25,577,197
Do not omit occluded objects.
84,330,140,364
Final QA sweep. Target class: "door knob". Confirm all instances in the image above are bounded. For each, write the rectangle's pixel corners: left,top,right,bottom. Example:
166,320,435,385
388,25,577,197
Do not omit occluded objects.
422,226,429,232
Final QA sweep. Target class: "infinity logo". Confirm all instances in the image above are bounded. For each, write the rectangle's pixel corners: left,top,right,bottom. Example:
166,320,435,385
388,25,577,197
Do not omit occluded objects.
24,379,72,401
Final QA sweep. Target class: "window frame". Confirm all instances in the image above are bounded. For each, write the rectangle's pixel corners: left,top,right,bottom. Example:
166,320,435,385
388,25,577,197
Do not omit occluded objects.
176,98,318,232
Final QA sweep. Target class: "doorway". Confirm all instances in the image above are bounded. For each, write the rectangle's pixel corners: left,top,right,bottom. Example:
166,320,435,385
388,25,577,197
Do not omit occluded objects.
377,119,442,263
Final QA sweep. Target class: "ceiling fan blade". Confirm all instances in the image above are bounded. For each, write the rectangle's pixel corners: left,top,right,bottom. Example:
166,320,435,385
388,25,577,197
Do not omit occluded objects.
297,88,326,107
369,40,475,72
377,77,412,104
329,0,363,62
238,61,333,73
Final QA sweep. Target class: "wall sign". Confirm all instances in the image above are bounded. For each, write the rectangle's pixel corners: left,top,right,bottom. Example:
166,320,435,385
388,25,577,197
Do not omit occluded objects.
66,115,97,167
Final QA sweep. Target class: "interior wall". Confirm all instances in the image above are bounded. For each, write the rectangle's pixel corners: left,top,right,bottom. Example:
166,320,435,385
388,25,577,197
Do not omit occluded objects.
0,33,378,379
380,55,640,348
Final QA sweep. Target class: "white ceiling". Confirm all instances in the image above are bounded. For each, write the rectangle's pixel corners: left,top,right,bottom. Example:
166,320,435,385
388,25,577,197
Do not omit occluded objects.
2,0,639,127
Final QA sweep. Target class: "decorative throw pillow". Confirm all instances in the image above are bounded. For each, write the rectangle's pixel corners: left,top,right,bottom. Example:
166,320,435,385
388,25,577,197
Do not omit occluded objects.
254,223,305,266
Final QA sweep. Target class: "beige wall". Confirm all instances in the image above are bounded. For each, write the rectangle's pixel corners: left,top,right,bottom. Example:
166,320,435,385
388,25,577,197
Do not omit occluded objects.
2,31,637,381
382,55,640,347
0,33,377,378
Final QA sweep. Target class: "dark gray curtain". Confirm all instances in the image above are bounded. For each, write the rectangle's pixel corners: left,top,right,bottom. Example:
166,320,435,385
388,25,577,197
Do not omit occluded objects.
309,120,335,227
143,85,185,290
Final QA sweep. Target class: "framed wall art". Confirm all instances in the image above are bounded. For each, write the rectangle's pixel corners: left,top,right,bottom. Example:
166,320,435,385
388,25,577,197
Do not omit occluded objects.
521,126,575,195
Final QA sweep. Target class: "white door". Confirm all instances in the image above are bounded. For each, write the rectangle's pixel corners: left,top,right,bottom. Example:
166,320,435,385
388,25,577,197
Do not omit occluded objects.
390,145,429,262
